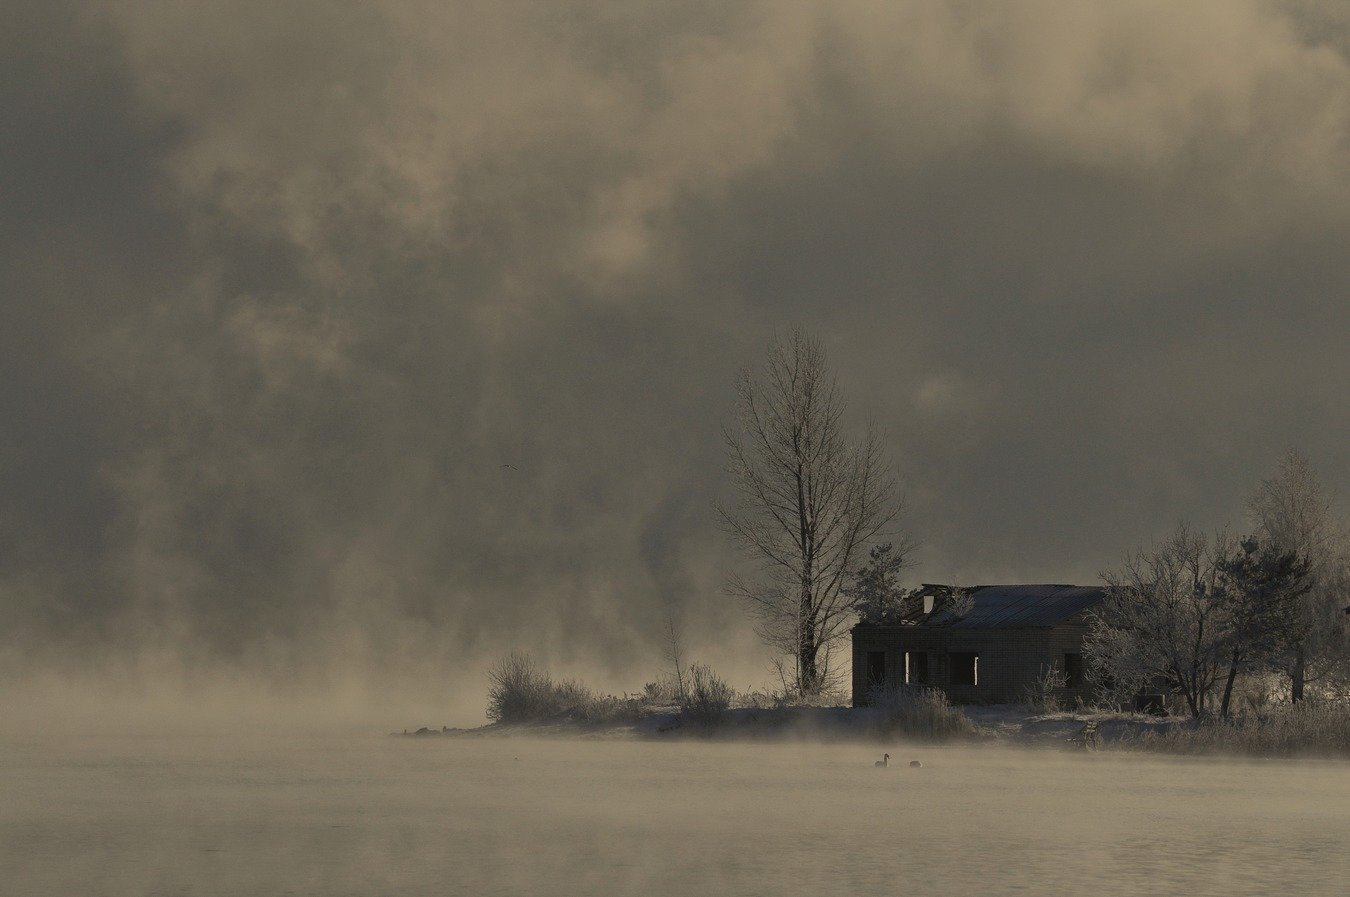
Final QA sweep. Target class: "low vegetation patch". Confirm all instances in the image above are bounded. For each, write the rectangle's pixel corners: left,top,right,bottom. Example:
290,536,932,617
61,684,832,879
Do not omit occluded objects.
1024,663,1069,715
486,652,641,726
1127,699,1350,757
679,663,733,726
867,685,977,741
736,683,852,711
640,675,684,707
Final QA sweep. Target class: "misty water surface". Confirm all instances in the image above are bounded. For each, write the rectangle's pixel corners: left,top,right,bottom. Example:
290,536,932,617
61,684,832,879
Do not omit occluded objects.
3,734,1347,896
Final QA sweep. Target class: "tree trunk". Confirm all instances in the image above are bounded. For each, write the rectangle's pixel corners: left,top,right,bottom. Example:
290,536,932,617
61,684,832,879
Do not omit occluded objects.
798,640,818,695
798,570,816,695
1220,650,1240,719
1291,644,1305,703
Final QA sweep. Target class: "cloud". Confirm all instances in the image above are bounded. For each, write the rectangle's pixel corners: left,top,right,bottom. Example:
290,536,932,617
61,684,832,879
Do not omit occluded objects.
3,1,1350,698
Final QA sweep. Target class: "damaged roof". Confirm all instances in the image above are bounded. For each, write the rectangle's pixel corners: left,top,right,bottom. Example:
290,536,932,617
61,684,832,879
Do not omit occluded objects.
891,583,1106,628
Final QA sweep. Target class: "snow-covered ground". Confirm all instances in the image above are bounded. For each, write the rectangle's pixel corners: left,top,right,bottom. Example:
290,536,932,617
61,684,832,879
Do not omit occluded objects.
959,704,1179,745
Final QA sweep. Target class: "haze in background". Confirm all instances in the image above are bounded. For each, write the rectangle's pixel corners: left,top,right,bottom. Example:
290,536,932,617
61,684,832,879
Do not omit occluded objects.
4,1,1350,724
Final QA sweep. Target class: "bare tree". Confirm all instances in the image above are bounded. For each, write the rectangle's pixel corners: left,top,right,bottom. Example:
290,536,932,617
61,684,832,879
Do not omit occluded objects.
1247,450,1350,701
718,328,904,696
1086,524,1233,718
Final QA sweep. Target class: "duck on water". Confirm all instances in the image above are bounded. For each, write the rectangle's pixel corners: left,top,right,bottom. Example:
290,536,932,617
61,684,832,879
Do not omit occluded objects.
874,754,923,768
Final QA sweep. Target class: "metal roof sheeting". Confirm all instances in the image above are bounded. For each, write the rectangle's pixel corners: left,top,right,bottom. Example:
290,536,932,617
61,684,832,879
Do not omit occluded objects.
916,584,1105,628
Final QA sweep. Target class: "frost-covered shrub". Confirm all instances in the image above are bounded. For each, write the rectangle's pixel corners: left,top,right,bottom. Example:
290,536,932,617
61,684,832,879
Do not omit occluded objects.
641,675,684,707
486,651,556,723
485,652,640,725
1025,663,1069,714
680,663,733,725
736,682,849,710
791,685,851,708
554,679,642,724
734,689,780,710
868,685,976,740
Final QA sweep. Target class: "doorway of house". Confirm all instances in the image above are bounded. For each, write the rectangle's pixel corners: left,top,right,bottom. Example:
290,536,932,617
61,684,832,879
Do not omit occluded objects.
905,651,929,685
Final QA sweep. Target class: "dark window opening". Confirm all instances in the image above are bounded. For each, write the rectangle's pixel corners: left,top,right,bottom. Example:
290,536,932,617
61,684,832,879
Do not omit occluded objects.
905,651,928,685
1134,693,1166,714
950,652,979,686
1064,653,1084,688
866,652,886,690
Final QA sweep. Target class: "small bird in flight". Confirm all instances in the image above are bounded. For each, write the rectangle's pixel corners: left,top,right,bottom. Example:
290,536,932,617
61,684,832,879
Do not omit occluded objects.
501,464,518,470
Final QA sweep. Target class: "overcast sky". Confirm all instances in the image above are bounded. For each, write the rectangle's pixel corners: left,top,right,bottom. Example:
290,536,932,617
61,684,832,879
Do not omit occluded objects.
4,1,1350,699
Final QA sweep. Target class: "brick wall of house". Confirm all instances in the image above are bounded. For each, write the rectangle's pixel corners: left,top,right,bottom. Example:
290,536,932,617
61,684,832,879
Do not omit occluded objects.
852,618,1094,706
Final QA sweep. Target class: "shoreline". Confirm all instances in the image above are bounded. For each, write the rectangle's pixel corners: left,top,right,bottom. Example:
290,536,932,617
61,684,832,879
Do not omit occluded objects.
396,702,1350,759
395,703,1179,749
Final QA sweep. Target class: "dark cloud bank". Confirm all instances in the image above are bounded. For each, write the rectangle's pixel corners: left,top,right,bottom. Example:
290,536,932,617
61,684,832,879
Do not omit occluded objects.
3,1,1350,716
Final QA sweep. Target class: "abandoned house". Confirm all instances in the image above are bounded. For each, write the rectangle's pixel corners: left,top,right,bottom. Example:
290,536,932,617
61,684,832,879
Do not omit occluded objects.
851,584,1106,706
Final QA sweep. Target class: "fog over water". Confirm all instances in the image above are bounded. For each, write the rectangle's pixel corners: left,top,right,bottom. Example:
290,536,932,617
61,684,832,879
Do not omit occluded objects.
4,735,1347,897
